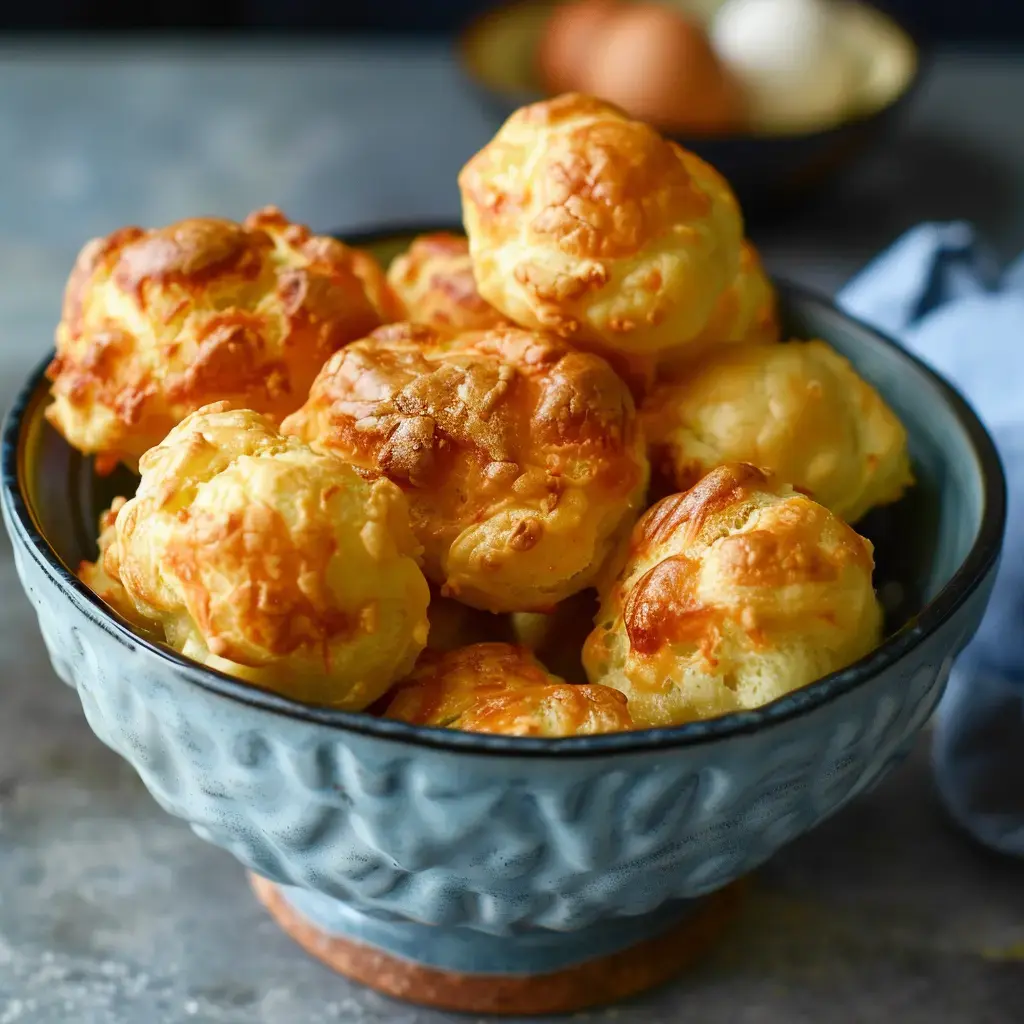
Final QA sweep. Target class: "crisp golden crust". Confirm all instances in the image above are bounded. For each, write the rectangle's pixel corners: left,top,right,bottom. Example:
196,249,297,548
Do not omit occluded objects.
386,232,512,332
77,497,161,633
642,339,913,523
459,93,743,358
282,322,650,613
45,206,387,473
583,464,882,727
384,642,632,736
110,402,430,709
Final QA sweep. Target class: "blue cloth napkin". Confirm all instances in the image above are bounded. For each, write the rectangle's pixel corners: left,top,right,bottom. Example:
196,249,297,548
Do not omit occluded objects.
837,222,1023,857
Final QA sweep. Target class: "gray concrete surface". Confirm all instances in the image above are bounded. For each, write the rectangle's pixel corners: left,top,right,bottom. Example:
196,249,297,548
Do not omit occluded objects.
0,39,1022,1024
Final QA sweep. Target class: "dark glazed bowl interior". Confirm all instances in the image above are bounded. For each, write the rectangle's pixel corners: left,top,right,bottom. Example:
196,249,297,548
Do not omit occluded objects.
458,0,922,213
1,227,1004,756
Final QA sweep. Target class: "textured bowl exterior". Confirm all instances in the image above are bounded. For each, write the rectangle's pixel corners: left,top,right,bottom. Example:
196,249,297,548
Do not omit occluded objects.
5,507,993,935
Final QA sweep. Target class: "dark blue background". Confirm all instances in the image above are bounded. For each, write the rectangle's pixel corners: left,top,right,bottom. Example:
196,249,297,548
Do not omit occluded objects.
2,0,1023,39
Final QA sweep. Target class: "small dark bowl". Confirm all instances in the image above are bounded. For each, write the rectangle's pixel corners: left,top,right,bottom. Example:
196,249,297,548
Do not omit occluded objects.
458,0,923,213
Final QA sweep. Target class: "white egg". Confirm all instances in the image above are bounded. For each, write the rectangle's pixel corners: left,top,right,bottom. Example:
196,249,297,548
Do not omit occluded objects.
711,0,856,130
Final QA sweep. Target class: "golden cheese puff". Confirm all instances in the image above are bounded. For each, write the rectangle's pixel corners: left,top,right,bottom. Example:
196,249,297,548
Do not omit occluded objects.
583,463,883,727
384,642,633,736
425,592,512,652
111,402,430,709
77,497,161,635
508,588,600,683
45,206,387,475
248,206,402,323
697,240,779,350
606,240,776,398
345,247,405,325
657,239,779,378
642,339,913,523
459,93,743,359
385,232,512,332
282,322,649,613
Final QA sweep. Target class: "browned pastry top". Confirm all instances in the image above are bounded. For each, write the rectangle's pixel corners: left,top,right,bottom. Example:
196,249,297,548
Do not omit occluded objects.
283,321,649,612
46,205,394,472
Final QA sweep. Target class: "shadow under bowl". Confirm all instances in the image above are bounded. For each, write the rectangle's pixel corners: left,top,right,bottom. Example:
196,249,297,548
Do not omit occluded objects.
458,0,923,214
0,239,1003,1011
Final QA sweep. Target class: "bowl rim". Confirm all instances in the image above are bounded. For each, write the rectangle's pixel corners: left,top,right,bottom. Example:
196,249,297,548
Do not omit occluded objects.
456,0,926,144
2,274,1005,759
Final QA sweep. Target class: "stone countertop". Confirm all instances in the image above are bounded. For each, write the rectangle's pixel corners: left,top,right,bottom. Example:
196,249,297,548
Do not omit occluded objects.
0,39,1022,1024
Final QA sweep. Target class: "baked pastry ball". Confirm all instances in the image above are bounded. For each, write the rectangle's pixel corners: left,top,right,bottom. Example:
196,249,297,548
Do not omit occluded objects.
282,322,649,613
425,593,511,652
642,340,913,523
384,643,633,736
243,206,402,323
385,232,511,332
45,206,387,474
459,93,743,359
77,497,161,634
109,402,430,708
583,463,883,727
345,248,404,325
658,239,779,377
509,588,600,683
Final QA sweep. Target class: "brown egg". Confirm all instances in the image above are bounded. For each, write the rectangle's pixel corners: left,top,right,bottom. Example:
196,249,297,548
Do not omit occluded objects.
536,0,621,95
582,4,746,133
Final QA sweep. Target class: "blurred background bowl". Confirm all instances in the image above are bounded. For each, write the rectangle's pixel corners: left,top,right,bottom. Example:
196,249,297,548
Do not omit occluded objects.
459,0,922,213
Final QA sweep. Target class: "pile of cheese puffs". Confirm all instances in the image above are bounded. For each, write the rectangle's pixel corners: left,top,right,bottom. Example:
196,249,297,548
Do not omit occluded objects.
63,94,912,736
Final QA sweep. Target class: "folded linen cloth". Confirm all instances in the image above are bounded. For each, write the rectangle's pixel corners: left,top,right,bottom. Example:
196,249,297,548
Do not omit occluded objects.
837,222,1022,857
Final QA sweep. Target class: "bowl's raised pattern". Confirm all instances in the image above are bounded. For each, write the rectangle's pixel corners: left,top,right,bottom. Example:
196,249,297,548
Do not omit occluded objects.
8,529,988,936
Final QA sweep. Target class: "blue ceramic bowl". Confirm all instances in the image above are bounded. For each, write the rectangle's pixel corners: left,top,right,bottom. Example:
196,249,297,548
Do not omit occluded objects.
0,253,1004,985
458,0,923,213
